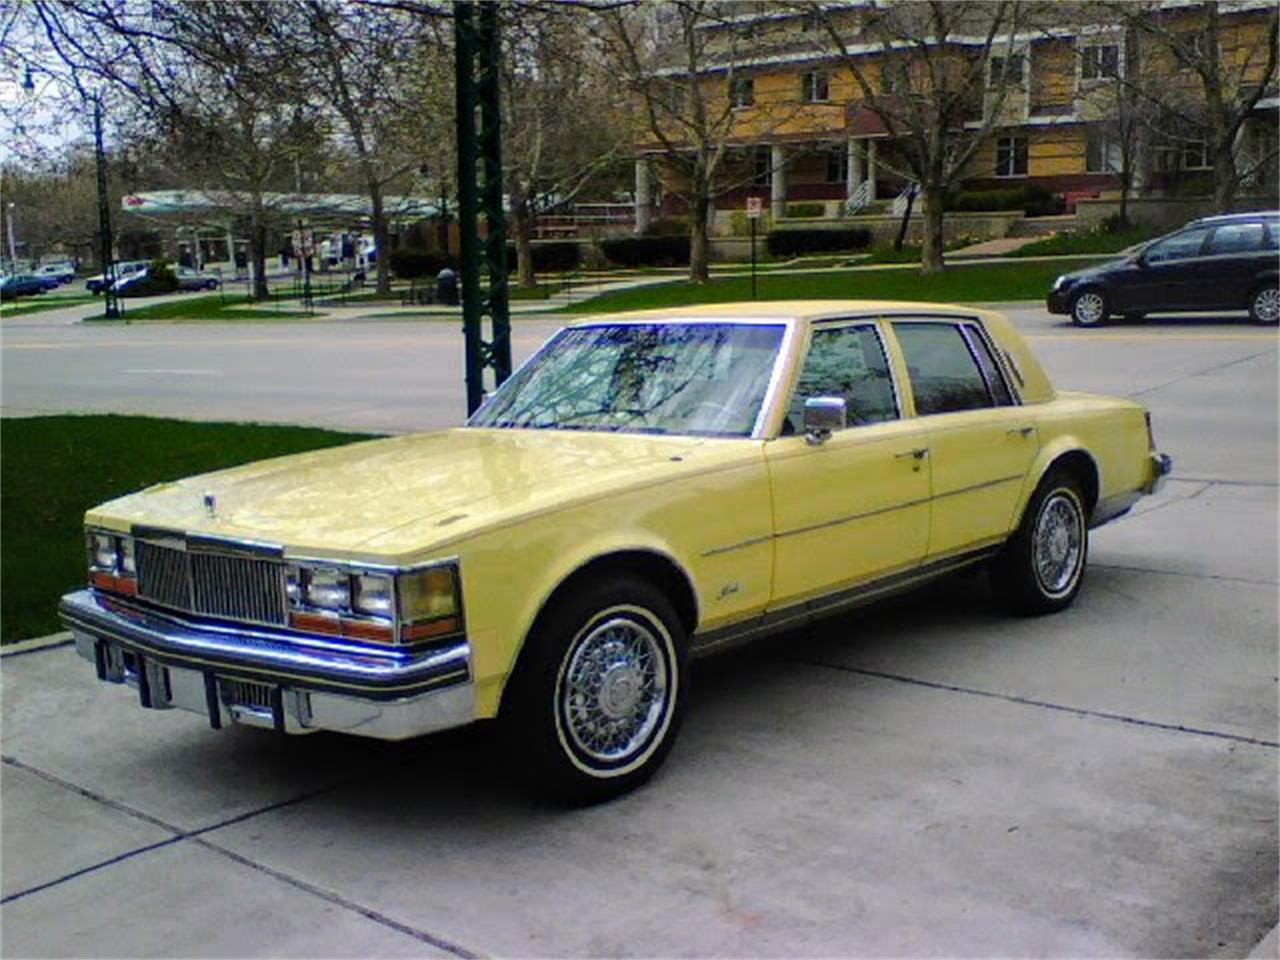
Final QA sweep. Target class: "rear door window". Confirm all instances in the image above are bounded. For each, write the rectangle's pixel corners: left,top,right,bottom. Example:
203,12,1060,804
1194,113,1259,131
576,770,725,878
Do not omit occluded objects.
1206,222,1266,255
893,322,997,416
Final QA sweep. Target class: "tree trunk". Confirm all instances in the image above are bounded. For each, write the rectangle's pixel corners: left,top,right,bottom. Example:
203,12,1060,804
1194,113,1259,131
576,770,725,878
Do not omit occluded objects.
920,184,946,274
1213,140,1238,211
511,201,537,289
248,202,269,300
689,192,710,284
893,187,915,251
369,183,390,297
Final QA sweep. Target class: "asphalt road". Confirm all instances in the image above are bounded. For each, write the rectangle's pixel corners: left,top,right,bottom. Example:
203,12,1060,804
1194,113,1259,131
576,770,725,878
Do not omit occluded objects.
1,305,1277,957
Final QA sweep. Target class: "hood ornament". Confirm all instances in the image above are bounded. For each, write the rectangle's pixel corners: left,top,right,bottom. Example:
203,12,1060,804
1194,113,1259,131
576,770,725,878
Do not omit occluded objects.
203,492,217,518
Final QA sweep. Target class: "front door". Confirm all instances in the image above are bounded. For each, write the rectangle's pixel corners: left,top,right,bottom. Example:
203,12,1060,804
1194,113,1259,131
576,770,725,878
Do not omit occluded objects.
1122,225,1214,312
891,319,1039,559
766,321,931,608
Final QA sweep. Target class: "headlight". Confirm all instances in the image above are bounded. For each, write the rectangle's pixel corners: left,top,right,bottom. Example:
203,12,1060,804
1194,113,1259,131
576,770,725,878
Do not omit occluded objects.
1053,274,1071,291
352,573,394,617
303,568,350,610
119,538,136,575
90,532,119,572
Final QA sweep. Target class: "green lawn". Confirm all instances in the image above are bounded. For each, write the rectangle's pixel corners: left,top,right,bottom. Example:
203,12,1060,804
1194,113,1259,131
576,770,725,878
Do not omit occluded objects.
88,294,313,321
1,416,373,643
0,292,97,318
559,259,1100,314
1010,227,1155,258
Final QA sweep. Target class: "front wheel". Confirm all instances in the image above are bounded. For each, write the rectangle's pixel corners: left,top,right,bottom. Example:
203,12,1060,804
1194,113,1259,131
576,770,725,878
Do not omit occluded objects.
1070,288,1109,327
1249,284,1279,325
501,577,687,804
990,469,1089,615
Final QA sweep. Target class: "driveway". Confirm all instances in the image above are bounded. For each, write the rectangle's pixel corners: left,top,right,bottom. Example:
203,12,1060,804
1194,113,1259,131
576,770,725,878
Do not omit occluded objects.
1,308,1277,957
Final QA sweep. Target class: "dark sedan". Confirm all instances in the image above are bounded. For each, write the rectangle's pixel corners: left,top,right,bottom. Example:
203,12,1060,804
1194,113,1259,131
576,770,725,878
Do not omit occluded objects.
1048,211,1280,326
0,274,56,300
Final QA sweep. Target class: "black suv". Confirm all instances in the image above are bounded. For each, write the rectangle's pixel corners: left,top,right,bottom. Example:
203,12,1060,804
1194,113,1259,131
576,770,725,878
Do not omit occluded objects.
1048,211,1280,326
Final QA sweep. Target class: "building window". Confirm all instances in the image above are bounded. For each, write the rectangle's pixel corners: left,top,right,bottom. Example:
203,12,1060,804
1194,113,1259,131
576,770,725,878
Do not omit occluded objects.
995,136,1028,177
1182,140,1211,170
1081,43,1120,81
1085,129,1122,173
825,146,845,184
752,149,770,187
802,71,831,103
989,53,1025,87
730,74,755,108
667,81,685,117
800,10,821,32
881,60,910,95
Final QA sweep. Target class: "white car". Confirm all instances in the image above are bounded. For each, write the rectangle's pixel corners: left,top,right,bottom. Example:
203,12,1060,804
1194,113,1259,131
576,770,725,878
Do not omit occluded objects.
86,261,148,295
35,262,76,284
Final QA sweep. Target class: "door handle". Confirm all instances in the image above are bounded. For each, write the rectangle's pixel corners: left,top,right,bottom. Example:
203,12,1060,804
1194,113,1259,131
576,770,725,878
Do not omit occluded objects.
895,447,930,460
1006,426,1035,438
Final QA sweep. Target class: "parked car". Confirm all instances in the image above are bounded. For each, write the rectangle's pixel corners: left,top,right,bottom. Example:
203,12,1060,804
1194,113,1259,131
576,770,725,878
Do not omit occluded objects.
60,302,1171,802
176,266,220,291
86,261,148,295
112,264,220,296
1048,211,1280,326
35,262,76,285
0,273,56,300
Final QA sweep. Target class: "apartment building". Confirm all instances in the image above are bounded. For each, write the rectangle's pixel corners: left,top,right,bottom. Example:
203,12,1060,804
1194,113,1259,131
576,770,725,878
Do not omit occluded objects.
634,1,1278,229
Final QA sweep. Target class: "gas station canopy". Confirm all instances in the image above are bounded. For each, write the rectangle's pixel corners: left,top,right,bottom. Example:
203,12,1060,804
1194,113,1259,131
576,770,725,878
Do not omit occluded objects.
121,190,443,222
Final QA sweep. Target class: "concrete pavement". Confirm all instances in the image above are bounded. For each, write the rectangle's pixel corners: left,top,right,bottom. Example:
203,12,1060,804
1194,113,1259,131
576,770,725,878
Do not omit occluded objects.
1,306,1276,956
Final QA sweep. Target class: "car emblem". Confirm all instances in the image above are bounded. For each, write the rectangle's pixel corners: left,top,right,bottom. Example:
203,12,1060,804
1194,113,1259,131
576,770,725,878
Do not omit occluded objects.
203,492,217,518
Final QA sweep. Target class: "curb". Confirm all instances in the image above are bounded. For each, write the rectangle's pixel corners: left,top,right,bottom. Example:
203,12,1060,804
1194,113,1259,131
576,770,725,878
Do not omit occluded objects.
0,631,73,658
1248,923,1279,959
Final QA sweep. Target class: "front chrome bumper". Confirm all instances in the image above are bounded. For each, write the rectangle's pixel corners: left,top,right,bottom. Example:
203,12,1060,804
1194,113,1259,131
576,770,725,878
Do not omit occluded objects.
1145,451,1173,495
59,589,474,741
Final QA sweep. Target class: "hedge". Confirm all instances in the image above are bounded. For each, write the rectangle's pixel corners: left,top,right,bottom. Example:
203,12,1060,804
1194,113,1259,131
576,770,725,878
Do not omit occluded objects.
389,248,458,280
948,184,1064,216
785,202,826,218
767,227,872,257
505,241,581,273
600,235,691,267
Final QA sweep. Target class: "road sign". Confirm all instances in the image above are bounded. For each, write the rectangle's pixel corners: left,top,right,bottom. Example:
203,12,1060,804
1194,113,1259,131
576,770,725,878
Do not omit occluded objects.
746,197,763,219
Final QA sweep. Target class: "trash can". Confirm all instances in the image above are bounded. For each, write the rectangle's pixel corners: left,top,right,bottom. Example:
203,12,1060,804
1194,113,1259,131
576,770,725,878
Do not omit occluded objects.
436,267,458,306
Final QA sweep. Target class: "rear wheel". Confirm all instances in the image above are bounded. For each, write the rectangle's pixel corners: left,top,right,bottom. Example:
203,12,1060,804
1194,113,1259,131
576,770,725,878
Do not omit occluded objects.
990,469,1089,615
1070,288,1109,327
501,576,687,804
1249,284,1279,325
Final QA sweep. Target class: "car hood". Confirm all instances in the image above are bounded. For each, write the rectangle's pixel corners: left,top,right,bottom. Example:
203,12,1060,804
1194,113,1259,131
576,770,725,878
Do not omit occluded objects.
1058,255,1137,284
86,428,732,561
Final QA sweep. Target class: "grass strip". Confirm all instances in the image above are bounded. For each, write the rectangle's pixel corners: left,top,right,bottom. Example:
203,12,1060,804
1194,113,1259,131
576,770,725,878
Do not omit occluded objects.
0,415,373,643
558,259,1102,314
0,294,98,318
87,294,312,321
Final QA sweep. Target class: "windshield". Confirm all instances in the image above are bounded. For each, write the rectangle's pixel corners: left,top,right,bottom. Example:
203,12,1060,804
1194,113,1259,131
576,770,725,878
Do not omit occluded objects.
469,322,785,437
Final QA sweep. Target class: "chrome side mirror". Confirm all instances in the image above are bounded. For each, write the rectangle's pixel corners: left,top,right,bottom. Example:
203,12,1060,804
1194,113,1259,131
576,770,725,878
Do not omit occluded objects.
803,397,846,445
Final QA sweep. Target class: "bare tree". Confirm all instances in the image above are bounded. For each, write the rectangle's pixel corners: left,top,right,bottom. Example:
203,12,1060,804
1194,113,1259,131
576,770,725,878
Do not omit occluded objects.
818,0,1024,273
1115,0,1278,209
502,5,629,289
292,1,452,296
601,0,803,283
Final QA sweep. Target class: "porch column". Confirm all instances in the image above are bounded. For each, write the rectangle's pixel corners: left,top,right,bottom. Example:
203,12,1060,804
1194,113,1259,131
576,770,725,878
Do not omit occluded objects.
770,143,787,219
866,140,879,201
846,138,864,203
224,221,237,277
634,158,652,235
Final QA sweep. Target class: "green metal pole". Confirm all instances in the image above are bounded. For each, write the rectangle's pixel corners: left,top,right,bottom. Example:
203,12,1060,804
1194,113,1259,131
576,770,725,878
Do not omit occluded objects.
477,1,511,384
455,1,485,414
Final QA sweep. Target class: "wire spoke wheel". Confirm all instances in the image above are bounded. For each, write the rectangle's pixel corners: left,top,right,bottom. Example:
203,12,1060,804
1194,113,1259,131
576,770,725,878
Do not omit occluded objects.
1033,492,1084,597
557,614,671,768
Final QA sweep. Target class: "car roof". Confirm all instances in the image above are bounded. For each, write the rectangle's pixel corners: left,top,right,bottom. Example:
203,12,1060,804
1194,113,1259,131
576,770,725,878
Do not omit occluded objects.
1188,210,1279,225
566,300,1002,325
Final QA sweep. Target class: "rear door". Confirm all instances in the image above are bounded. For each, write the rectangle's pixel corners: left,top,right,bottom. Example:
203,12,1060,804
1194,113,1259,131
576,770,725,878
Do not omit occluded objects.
891,318,1038,559
1191,220,1270,310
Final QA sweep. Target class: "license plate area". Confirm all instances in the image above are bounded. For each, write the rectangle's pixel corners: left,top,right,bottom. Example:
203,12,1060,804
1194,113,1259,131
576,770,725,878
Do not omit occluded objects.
218,677,284,731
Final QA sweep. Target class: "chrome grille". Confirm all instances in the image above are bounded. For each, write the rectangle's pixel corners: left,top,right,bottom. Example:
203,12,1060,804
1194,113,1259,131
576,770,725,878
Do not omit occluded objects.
135,541,191,610
219,678,275,710
135,540,286,626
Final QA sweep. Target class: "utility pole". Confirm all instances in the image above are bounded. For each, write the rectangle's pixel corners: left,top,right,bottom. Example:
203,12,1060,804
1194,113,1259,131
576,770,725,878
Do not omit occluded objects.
94,97,121,320
454,0,511,415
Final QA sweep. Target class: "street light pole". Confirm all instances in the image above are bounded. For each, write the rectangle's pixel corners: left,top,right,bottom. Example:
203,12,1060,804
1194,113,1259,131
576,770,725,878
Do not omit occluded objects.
93,96,121,320
5,202,16,268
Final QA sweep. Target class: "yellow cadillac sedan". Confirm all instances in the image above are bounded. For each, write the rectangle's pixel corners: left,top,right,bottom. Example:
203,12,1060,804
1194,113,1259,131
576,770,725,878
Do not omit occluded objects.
61,302,1171,802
